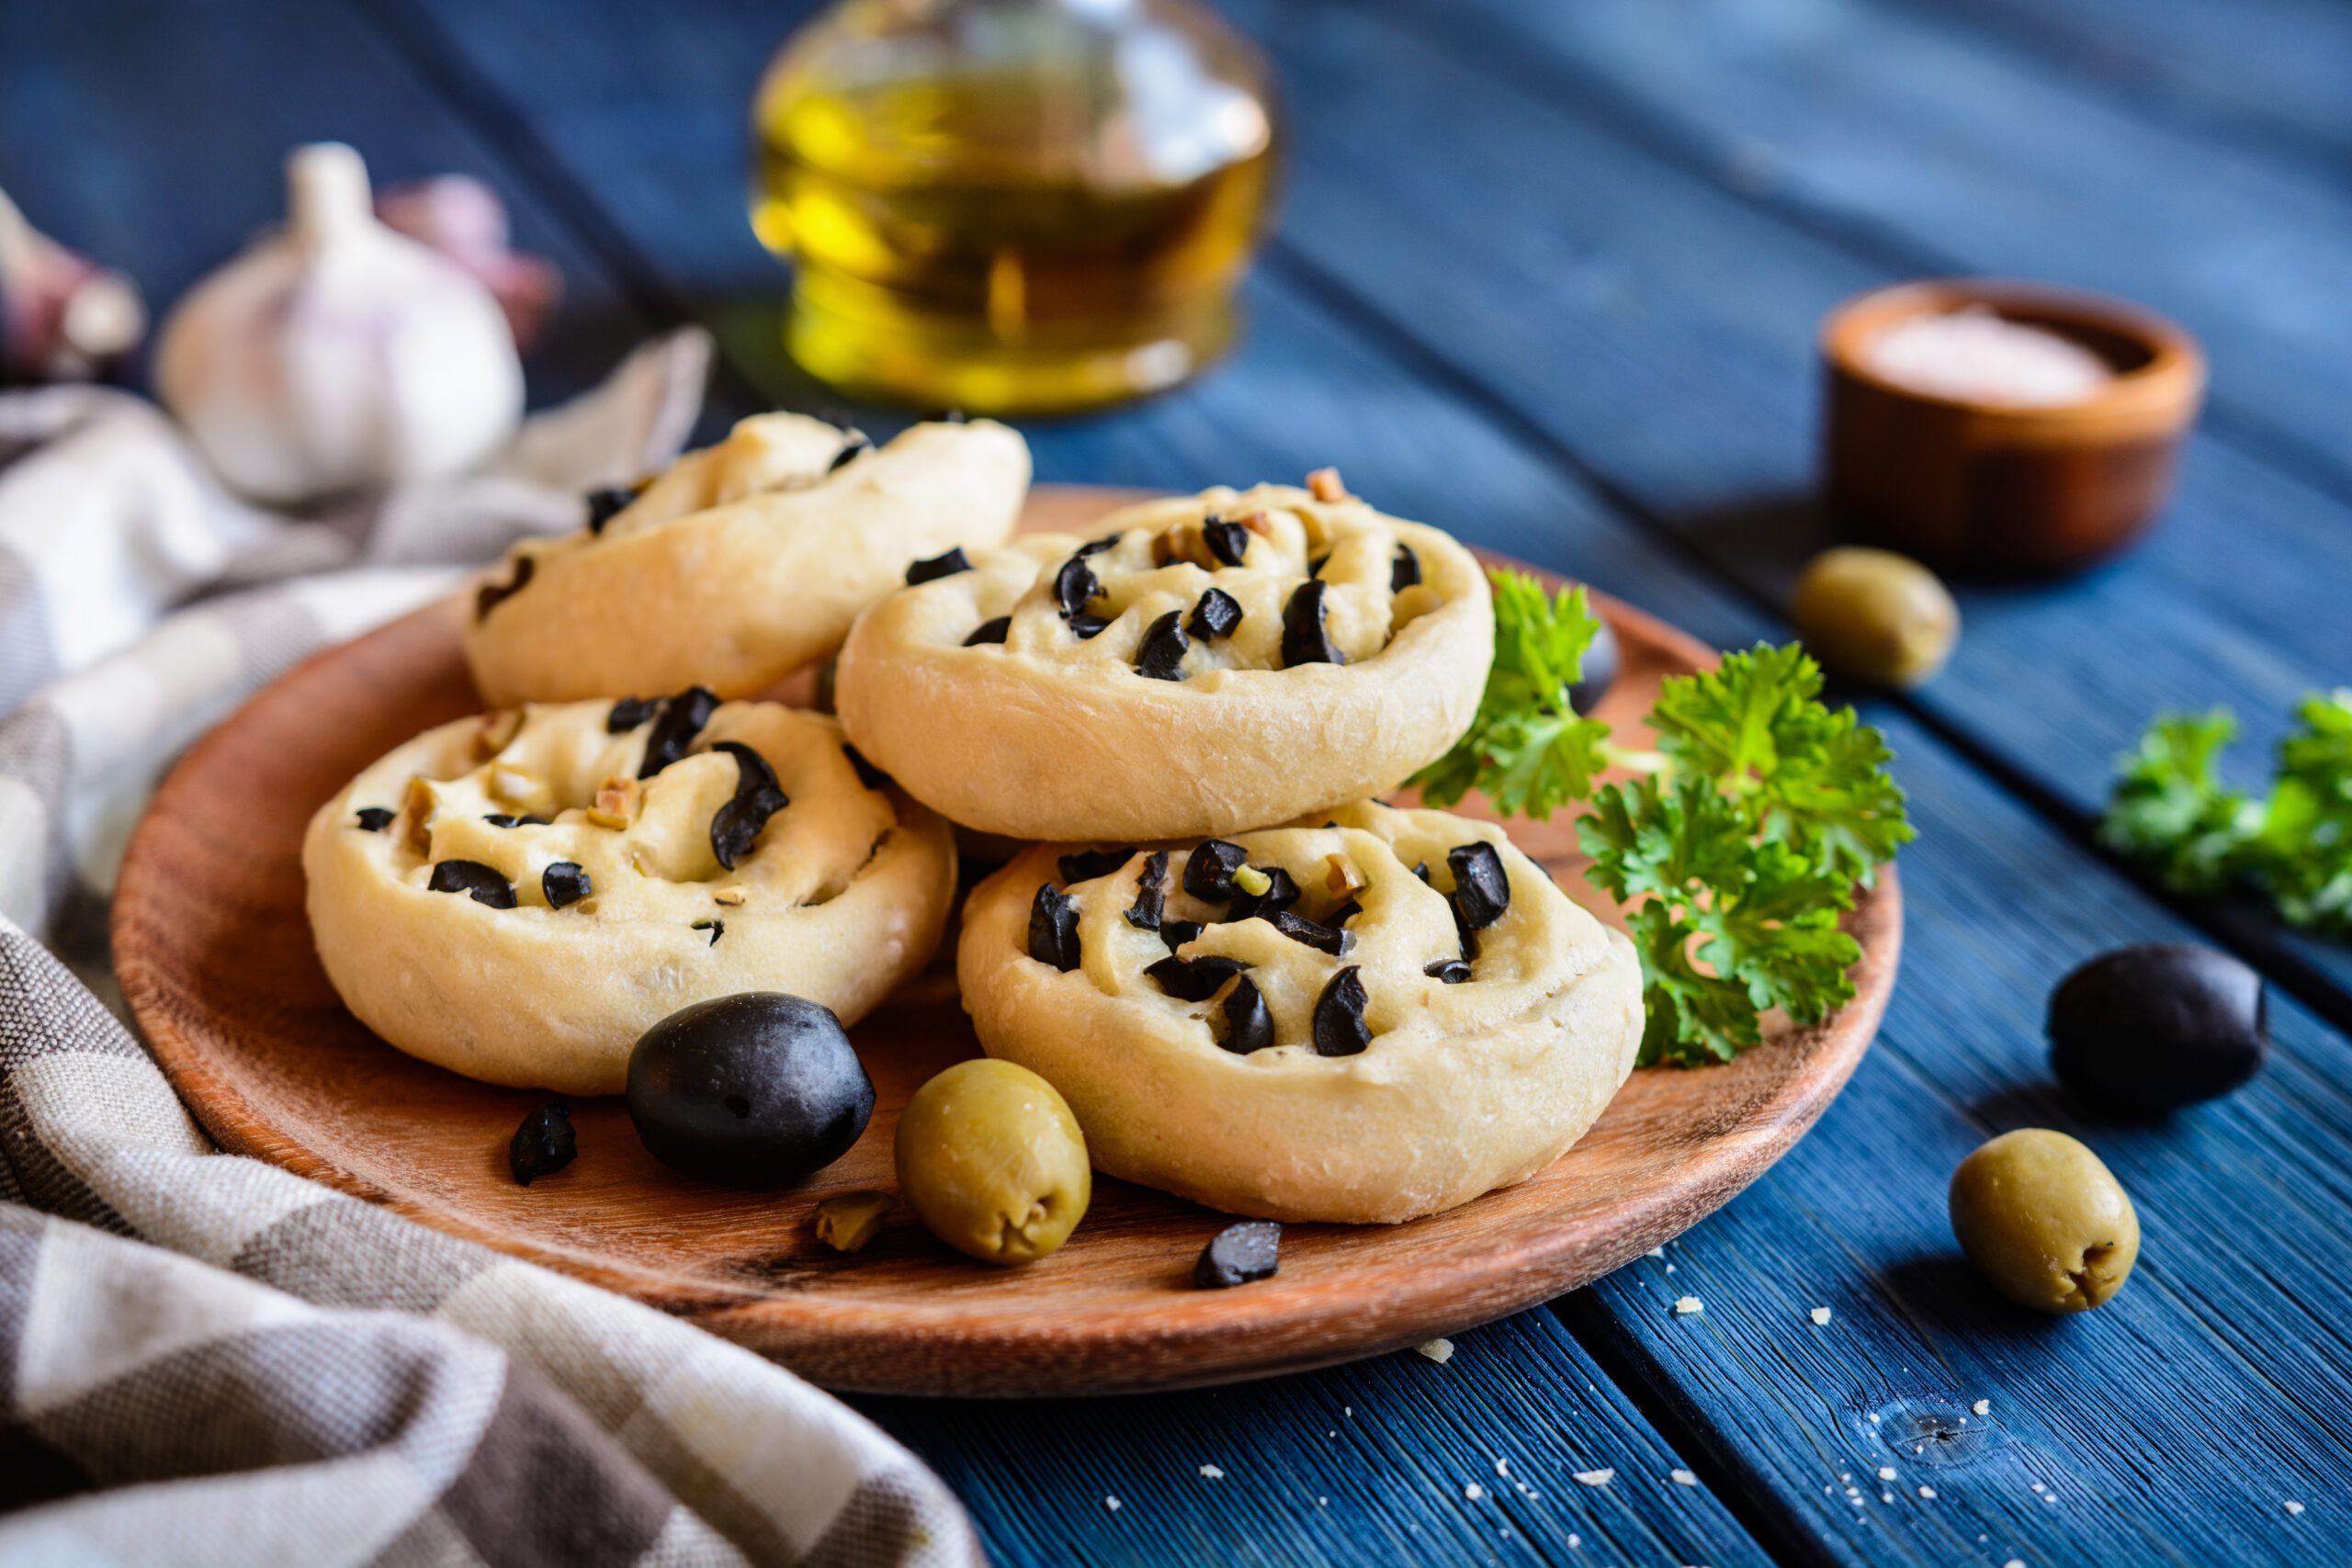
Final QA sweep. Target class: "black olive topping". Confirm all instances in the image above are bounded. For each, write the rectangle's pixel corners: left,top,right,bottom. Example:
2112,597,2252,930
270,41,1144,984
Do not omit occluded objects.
475,556,535,622
607,695,657,732
583,486,635,536
1218,976,1275,1054
1069,613,1111,639
637,686,719,778
1189,588,1242,640
709,741,791,871
1027,883,1081,971
354,807,395,832
1425,958,1473,985
481,813,549,829
1307,554,1329,580
1126,850,1170,931
1148,953,1250,1003
508,1100,576,1186
1448,841,1511,930
1312,967,1373,1056
1076,532,1122,557
1054,555,1101,619
1268,908,1356,957
1282,581,1346,667
428,860,516,908
1183,840,1250,901
1195,1220,1280,1288
1135,611,1190,682
1059,847,1137,885
964,616,1012,647
1327,897,1363,928
543,862,592,908
842,744,891,790
691,918,725,946
1412,861,1431,884
1203,516,1250,568
1227,865,1302,923
827,433,872,472
1160,919,1204,953
905,546,972,585
1391,543,1422,592
1453,904,1482,965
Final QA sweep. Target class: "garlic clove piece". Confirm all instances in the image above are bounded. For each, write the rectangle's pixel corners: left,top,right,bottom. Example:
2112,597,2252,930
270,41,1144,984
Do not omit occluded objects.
156,142,525,505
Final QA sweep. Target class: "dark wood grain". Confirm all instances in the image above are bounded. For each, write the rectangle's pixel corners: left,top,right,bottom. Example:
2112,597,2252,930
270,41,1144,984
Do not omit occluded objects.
113,486,1896,1397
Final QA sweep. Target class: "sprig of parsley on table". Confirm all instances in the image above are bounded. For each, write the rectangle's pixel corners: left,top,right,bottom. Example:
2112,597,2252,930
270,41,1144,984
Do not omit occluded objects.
1411,570,1913,1067
2102,692,2352,932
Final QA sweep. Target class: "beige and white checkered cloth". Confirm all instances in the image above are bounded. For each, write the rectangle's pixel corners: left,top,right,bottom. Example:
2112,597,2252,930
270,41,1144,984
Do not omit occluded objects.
0,336,981,1568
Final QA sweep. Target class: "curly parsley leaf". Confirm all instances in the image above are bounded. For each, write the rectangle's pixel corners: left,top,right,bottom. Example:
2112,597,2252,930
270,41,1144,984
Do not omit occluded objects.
1411,570,1611,819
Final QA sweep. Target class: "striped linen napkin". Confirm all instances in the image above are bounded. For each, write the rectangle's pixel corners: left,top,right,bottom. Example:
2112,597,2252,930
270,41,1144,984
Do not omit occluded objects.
0,333,980,1568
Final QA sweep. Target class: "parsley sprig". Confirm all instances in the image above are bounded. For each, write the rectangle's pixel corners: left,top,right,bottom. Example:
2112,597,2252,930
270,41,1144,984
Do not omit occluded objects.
1412,570,1914,1067
2102,692,2352,931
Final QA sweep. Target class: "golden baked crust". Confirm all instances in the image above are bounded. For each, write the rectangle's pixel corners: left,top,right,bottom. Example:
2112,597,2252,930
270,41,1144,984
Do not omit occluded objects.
303,694,954,1094
956,801,1641,1224
833,484,1495,841
464,413,1029,705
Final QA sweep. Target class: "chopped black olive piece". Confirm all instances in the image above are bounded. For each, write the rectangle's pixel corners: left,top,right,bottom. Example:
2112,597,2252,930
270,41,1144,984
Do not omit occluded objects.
1307,554,1329,580
508,1100,576,1186
543,862,592,909
1268,908,1356,957
1135,611,1190,682
1183,840,1250,901
1282,581,1346,667
964,616,1012,647
583,486,635,536
1412,861,1431,884
691,919,724,946
1160,919,1204,953
1227,865,1302,923
1218,976,1275,1054
1189,587,1242,640
1058,847,1136,885
1076,532,1122,556
428,860,517,908
1453,902,1482,965
1203,516,1250,568
1567,616,1619,716
354,807,395,832
1327,898,1363,928
842,743,891,790
1126,850,1170,931
475,556,535,622
607,695,657,732
1069,613,1111,639
1148,953,1250,1003
637,686,719,777
1053,555,1101,619
481,813,521,828
1447,841,1511,930
1391,543,1421,592
905,546,972,585
1425,958,1473,985
1312,966,1373,1056
1027,883,1081,971
709,741,791,871
1195,1220,1280,1288
827,433,872,472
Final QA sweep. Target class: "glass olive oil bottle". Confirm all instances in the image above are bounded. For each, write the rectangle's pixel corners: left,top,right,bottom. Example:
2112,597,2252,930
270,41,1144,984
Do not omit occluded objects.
752,0,1280,414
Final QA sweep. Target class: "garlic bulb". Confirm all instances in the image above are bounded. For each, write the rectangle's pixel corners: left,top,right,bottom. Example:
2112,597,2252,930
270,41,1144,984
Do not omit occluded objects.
157,143,524,504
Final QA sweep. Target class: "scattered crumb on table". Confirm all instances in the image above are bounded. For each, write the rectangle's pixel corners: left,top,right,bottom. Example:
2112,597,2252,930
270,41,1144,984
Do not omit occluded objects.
1573,1468,1615,1487
1415,1338,1454,1364
1671,1469,1699,1486
1810,1306,1832,1325
1672,1295,1703,1315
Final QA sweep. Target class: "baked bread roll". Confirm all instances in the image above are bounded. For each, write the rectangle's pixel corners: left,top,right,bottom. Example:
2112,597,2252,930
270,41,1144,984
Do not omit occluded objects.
956,801,1641,1223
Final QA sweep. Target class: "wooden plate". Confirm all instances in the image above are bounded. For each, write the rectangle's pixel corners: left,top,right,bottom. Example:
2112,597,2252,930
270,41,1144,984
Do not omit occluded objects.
114,486,1899,1396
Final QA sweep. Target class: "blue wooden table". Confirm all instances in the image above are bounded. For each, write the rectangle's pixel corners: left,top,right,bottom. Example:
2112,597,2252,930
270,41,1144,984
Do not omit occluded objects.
9,1,2352,1562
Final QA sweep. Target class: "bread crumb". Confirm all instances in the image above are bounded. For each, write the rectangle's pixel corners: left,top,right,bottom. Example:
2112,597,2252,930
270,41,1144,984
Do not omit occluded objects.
1879,1467,1897,1481
1495,1458,1510,1478
1917,1485,1938,1500
1671,1469,1699,1486
1464,1482,1485,1501
1973,1398,1991,1416
1199,1465,1224,1480
1672,1295,1703,1315
1306,467,1349,502
1415,1338,1454,1364
1646,1247,1666,1258
1810,1306,1832,1325
2285,1500,2306,1516
1104,1496,1121,1511
1573,1468,1615,1487
2005,1561,2025,1568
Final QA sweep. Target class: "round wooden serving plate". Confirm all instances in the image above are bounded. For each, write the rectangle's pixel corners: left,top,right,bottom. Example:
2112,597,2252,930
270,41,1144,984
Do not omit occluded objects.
114,485,1900,1396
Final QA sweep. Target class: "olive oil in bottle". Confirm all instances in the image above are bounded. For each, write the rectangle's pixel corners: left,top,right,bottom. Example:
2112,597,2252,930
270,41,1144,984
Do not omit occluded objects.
751,0,1279,414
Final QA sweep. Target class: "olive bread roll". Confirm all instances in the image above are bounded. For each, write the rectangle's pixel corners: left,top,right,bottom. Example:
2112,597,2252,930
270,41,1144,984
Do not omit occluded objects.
956,801,1641,1224
465,412,1030,705
834,481,1495,840
305,693,955,1095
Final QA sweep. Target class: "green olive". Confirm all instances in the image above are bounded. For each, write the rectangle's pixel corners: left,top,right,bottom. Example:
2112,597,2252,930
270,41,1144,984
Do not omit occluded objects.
1791,547,1959,689
1949,1128,2139,1314
895,1058,1091,1265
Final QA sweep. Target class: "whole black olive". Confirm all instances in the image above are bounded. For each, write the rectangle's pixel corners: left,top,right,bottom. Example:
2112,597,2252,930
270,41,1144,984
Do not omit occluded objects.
626,994,874,1188
1567,615,1619,716
2048,943,2267,1115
